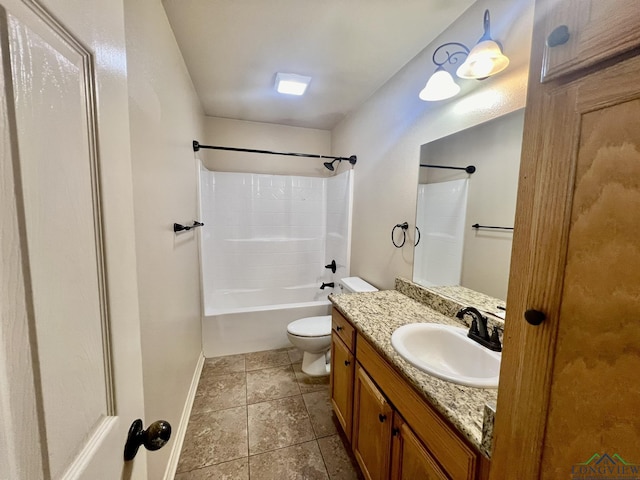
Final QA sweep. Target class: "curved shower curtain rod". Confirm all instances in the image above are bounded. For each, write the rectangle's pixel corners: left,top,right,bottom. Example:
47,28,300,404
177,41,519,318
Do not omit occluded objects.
192,140,357,164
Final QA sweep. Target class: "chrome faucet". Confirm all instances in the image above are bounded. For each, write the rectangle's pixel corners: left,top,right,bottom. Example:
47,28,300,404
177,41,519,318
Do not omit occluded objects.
456,307,502,352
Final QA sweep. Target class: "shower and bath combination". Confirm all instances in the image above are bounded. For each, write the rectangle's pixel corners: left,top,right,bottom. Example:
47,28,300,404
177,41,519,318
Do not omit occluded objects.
198,163,355,357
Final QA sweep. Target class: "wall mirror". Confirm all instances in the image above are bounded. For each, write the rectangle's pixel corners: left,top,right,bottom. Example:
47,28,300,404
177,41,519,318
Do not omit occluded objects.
413,109,525,312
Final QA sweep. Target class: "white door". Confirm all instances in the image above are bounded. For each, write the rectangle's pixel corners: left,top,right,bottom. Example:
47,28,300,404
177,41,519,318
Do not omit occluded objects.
0,1,147,479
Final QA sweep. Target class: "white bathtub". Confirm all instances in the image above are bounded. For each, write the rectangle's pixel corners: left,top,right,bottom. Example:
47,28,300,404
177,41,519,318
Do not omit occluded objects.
202,285,332,357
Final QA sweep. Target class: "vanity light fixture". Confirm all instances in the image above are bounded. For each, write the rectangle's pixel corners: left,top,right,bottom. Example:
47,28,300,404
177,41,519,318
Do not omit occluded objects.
419,9,509,102
275,72,311,96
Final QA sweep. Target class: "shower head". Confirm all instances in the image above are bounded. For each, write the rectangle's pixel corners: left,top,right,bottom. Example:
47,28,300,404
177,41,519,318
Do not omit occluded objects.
323,158,340,171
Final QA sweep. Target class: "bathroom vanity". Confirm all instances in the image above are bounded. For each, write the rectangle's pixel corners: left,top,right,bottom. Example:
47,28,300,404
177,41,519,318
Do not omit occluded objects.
329,286,498,480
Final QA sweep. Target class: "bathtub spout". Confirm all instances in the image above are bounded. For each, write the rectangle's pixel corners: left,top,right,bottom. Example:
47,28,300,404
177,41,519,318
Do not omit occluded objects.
320,282,335,290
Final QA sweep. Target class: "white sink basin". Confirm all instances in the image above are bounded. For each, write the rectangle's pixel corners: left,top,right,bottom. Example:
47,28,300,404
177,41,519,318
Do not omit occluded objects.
391,323,501,389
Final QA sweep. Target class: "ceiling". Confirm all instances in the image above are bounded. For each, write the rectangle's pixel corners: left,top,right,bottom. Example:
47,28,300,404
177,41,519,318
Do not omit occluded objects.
162,0,476,130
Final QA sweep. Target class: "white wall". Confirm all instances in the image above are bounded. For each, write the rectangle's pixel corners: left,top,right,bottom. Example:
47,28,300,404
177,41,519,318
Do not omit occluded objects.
331,0,534,290
201,116,332,177
123,0,204,477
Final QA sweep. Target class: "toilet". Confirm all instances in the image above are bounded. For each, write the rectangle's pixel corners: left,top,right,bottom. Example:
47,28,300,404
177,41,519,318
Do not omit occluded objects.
287,277,378,376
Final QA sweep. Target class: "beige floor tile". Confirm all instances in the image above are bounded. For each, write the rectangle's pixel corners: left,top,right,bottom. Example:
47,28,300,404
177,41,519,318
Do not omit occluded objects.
176,406,248,473
317,435,360,480
293,362,330,394
247,396,315,455
192,372,246,414
303,390,338,438
249,441,329,480
245,349,291,371
287,347,304,364
204,354,246,375
174,457,249,480
246,365,300,404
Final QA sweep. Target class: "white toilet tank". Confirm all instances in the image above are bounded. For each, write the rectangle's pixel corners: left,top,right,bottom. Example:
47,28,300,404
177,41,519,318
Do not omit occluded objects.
338,276,378,294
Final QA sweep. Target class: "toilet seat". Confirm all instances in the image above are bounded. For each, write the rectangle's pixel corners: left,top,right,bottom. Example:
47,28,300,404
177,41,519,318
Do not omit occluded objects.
287,315,331,337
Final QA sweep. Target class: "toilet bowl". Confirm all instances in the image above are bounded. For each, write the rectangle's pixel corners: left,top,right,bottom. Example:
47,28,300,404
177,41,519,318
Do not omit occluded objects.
287,315,332,377
287,276,378,376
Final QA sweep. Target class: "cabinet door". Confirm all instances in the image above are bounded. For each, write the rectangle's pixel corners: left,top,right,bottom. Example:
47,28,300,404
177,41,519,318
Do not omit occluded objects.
330,333,355,441
353,363,394,480
390,416,448,480
492,11,640,480
542,0,640,81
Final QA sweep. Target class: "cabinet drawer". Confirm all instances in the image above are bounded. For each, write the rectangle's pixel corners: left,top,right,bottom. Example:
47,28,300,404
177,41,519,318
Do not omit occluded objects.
357,336,477,480
332,308,355,352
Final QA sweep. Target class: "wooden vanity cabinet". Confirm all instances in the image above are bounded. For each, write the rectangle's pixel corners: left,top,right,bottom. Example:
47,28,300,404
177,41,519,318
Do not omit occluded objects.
352,363,394,480
330,333,354,441
492,0,640,478
356,336,479,480
352,362,449,480
541,0,640,82
330,308,488,480
330,309,356,441
391,416,448,480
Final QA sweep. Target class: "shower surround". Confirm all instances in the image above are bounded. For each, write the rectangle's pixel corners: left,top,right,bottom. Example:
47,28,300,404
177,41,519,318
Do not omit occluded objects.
414,179,468,287
199,165,352,357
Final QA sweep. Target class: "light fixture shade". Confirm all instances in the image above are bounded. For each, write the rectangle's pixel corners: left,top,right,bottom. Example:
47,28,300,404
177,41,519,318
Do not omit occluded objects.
419,69,461,102
455,40,509,79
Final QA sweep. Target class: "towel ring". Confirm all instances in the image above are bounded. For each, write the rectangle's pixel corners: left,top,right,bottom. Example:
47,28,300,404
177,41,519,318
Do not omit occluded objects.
392,222,409,248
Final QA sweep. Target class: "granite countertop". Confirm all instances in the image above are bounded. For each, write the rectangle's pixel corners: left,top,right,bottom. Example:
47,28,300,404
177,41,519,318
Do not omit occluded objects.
329,289,497,458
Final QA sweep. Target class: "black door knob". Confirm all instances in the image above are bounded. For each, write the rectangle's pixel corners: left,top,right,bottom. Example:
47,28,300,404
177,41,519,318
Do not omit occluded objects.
524,309,546,326
547,25,570,47
344,360,351,366
379,413,387,423
124,419,172,461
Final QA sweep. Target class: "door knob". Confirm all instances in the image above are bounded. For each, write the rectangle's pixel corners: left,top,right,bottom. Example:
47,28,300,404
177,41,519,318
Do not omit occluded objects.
124,419,172,461
524,309,546,326
379,414,387,423
547,25,570,47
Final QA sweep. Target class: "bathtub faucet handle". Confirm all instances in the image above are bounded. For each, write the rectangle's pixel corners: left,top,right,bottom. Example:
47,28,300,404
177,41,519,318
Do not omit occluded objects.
325,260,337,274
320,282,335,290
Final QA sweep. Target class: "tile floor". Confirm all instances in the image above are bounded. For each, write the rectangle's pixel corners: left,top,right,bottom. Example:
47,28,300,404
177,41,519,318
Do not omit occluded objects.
175,347,362,479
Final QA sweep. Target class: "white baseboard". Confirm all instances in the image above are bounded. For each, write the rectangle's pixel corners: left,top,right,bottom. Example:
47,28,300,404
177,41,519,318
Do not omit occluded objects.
163,352,204,480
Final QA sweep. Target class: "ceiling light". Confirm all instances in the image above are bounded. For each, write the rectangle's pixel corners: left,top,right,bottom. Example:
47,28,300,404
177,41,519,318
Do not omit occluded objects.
275,72,311,96
419,10,509,102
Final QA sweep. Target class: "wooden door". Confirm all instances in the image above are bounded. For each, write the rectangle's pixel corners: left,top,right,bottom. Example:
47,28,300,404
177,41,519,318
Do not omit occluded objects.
330,334,355,441
0,1,146,478
390,416,448,480
541,0,640,81
352,363,393,480
492,1,640,478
